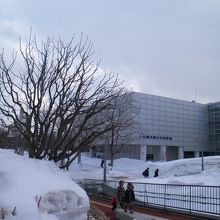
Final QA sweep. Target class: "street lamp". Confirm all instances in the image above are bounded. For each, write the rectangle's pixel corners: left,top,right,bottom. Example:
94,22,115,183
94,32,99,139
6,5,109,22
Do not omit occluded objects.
201,150,204,171
201,141,204,171
195,138,204,171
103,137,108,182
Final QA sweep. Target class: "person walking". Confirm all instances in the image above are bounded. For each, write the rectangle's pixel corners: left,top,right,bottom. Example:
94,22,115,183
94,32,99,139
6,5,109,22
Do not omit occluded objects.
116,180,125,209
124,182,135,213
142,167,149,178
100,158,104,168
154,168,159,177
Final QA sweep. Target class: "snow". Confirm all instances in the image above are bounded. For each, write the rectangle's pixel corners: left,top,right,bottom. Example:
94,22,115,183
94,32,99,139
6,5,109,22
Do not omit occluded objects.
1,149,220,220
69,153,220,186
0,149,89,220
68,153,220,216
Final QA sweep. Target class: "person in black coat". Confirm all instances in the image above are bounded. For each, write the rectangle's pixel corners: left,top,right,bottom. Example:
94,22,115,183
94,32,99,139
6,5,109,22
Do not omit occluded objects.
154,168,159,177
142,168,149,178
100,158,104,168
124,182,135,213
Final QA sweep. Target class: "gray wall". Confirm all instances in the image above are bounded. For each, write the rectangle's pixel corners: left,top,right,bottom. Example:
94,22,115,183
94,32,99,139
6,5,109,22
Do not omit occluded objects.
133,92,209,152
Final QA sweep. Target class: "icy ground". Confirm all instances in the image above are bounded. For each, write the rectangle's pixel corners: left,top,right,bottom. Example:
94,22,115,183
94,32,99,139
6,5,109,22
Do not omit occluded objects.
69,153,220,186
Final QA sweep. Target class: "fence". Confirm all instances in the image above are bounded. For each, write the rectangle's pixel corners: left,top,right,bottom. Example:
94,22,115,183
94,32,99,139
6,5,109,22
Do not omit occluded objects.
81,179,220,219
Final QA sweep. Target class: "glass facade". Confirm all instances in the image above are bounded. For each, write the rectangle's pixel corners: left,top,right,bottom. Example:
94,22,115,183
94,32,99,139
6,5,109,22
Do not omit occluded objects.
208,102,220,155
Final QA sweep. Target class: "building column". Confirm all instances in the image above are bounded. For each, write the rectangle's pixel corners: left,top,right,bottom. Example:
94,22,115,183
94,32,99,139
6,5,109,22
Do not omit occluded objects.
140,145,147,161
194,151,200,158
178,146,184,159
160,145,166,162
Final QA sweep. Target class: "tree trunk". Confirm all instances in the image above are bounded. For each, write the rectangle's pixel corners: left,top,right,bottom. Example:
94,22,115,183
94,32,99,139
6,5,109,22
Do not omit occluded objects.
29,145,35,158
78,152,81,164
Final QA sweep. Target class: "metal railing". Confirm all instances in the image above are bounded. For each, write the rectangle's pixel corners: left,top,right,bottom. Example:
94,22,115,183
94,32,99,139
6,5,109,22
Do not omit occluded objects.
80,179,220,219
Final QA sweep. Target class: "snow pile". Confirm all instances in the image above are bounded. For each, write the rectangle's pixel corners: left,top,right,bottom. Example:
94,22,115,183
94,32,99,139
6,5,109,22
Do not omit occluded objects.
105,165,126,178
69,154,220,186
1,148,220,219
0,149,89,220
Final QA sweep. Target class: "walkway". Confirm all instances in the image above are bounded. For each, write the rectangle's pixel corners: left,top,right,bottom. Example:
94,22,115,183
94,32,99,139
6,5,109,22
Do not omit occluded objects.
90,197,206,220
91,199,116,220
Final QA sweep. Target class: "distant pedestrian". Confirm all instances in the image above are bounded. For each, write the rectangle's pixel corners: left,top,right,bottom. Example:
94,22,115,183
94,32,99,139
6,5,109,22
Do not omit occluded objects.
100,158,104,168
116,180,125,209
124,182,135,214
142,168,149,178
154,168,159,177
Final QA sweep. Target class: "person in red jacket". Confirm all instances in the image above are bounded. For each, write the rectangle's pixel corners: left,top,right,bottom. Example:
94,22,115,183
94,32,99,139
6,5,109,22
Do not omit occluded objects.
112,196,117,211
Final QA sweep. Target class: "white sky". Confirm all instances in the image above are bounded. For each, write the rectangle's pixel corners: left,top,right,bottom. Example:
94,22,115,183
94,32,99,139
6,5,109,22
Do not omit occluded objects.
1,0,220,103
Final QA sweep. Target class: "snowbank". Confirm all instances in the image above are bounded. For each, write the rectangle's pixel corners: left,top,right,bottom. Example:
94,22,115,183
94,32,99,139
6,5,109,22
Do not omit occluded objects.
70,154,220,186
0,149,89,220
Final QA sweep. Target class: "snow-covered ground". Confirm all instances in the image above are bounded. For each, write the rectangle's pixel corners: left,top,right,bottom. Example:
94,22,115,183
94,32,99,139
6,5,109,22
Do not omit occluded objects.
1,149,220,220
0,149,89,220
69,152,220,186
69,153,220,216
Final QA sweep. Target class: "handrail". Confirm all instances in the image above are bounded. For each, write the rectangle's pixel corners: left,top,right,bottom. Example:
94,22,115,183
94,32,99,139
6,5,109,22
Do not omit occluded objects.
80,179,220,219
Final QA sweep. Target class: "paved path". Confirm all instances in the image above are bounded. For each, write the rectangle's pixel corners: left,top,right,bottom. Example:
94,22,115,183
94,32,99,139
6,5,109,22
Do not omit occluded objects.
91,199,116,220
90,197,204,220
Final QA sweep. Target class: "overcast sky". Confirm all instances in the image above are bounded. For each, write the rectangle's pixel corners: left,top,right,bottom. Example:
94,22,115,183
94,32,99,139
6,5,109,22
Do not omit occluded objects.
1,0,220,103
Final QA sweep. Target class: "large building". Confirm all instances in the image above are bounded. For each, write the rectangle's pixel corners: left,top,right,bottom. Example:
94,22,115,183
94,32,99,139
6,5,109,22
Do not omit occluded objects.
107,92,220,162
208,102,220,155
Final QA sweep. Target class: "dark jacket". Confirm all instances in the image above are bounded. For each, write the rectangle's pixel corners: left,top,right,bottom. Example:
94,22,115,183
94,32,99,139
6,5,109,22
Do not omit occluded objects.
154,168,159,177
142,168,149,177
124,189,135,203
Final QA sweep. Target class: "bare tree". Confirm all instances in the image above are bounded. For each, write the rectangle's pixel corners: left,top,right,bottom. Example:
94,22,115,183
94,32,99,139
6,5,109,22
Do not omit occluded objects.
105,92,139,166
0,128,7,147
0,33,126,169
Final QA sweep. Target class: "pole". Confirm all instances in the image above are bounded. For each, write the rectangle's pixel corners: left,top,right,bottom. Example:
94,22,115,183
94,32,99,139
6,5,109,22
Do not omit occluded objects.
201,151,204,171
103,138,108,182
